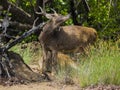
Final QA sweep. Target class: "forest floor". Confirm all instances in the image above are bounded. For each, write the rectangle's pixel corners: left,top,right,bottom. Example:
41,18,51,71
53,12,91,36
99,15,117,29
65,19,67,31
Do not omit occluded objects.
1,83,119,90
0,81,120,90
0,81,79,90
0,76,120,90
0,65,120,90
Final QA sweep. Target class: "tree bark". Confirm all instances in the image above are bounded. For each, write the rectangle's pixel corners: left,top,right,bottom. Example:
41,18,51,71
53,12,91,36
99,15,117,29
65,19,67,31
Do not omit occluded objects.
34,0,44,26
69,0,79,25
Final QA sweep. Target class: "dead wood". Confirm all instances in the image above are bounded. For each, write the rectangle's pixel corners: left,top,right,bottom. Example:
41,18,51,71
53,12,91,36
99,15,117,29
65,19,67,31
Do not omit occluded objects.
0,19,32,31
0,51,44,85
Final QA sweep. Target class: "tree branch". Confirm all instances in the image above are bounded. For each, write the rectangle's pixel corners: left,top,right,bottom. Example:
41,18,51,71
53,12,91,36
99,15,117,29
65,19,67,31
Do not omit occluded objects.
4,22,45,51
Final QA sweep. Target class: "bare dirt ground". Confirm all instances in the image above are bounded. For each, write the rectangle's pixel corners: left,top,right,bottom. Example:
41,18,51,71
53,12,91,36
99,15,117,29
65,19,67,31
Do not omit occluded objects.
0,81,120,90
0,82,80,90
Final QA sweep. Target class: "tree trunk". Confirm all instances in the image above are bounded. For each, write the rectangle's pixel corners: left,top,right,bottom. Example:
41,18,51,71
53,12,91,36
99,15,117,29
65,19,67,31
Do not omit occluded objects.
69,0,79,25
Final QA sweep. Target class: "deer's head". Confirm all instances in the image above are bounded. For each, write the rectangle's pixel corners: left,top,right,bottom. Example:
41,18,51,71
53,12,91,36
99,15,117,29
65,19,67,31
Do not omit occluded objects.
36,7,70,31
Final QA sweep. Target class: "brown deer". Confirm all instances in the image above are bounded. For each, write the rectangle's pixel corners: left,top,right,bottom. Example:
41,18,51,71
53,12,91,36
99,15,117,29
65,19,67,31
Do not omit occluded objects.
37,7,97,74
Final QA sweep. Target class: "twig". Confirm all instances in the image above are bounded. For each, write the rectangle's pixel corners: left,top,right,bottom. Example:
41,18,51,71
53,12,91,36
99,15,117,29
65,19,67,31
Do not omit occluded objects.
102,23,110,32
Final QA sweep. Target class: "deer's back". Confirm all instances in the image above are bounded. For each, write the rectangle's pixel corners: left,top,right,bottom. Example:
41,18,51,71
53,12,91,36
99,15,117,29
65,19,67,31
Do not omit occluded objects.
40,25,97,52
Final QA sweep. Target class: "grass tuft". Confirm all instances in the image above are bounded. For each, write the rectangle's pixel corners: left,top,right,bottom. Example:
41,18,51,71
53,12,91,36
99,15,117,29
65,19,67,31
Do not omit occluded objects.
57,40,120,87
10,42,42,64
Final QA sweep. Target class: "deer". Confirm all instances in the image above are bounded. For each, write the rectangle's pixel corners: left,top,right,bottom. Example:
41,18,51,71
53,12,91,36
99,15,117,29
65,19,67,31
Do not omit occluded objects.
37,7,97,75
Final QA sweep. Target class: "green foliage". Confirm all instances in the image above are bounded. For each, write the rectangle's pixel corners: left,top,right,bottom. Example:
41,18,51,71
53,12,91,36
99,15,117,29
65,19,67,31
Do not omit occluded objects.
87,0,120,38
22,34,38,43
10,43,32,64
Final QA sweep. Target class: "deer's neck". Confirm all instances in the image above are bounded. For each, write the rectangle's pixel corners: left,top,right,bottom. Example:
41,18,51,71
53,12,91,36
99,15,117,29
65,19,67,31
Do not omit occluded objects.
39,21,55,44
43,20,56,34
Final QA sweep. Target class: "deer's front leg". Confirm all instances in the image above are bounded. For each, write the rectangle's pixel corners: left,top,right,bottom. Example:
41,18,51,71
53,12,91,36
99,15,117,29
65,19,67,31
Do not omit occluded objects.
52,50,58,74
42,46,52,73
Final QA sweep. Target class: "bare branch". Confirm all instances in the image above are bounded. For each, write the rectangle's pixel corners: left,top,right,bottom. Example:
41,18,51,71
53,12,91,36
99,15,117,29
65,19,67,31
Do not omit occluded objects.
0,19,32,31
4,22,45,51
